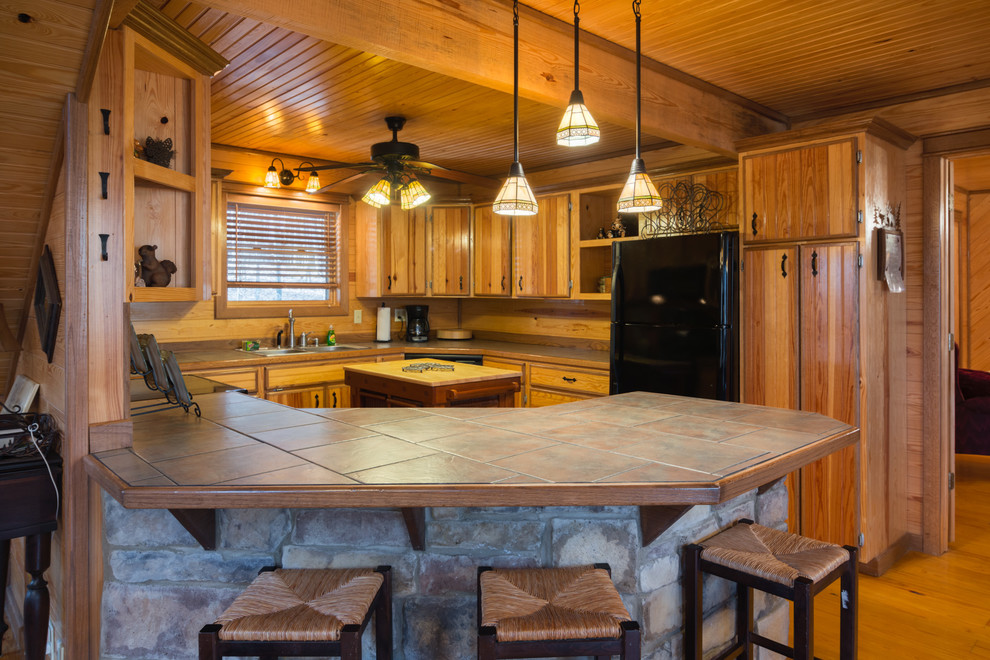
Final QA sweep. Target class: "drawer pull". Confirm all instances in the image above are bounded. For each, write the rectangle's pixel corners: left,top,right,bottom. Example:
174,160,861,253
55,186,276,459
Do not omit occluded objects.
562,376,577,383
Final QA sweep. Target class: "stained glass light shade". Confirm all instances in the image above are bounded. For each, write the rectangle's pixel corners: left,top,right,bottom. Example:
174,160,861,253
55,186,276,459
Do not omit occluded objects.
556,90,600,146
493,162,538,216
617,158,662,213
304,171,321,194
400,179,431,210
362,177,391,207
264,165,281,188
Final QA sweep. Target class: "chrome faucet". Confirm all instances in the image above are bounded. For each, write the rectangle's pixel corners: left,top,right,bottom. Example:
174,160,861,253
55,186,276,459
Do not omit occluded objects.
288,308,295,348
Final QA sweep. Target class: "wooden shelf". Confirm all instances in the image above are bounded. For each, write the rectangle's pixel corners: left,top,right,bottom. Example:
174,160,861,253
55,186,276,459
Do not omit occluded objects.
133,158,196,191
131,286,199,302
578,236,641,248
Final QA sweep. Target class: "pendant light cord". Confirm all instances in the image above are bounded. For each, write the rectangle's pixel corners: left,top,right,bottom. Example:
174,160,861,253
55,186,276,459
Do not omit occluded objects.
573,0,580,91
513,0,520,164
633,0,642,160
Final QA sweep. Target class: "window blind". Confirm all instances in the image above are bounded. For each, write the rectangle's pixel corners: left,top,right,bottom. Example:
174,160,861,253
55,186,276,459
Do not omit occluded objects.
226,200,339,289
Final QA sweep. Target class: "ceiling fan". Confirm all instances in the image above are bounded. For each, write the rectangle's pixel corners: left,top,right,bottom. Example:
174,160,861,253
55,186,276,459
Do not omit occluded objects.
298,116,498,204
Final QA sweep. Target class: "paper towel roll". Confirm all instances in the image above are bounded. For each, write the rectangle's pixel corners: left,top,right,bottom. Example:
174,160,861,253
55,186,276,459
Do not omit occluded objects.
376,306,391,342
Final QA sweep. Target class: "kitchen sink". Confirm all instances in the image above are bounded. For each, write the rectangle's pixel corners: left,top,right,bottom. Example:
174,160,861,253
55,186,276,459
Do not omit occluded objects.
236,347,308,356
300,344,367,352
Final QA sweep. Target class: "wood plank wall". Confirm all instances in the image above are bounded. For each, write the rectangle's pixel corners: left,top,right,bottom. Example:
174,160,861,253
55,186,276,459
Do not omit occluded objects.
461,298,610,350
9,169,68,655
954,188,969,367
966,191,990,370
132,146,459,344
904,143,925,537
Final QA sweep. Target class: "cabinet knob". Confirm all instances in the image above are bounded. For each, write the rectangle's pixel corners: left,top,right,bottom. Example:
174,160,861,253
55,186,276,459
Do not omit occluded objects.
459,275,463,290
315,394,320,407
811,250,819,277
518,276,523,291
387,274,392,291
501,276,506,291
751,212,758,237
562,376,577,383
780,253,788,278
332,391,338,407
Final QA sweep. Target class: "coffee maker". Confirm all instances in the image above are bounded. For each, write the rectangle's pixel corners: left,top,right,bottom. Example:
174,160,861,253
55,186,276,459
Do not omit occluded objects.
405,305,430,342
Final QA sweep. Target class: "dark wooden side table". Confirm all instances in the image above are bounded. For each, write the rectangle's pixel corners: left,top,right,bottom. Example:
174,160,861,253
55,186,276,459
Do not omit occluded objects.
0,453,62,660
344,359,521,408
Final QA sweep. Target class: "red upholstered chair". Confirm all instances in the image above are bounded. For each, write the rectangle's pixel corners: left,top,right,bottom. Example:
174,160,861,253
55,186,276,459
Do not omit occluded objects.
955,355,990,456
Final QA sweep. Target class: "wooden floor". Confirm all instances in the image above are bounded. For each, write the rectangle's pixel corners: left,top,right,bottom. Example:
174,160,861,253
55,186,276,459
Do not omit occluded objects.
2,457,989,659
815,453,990,658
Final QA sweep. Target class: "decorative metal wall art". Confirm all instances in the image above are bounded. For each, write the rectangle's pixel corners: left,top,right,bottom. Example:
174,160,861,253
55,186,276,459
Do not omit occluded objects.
141,136,175,168
639,180,730,237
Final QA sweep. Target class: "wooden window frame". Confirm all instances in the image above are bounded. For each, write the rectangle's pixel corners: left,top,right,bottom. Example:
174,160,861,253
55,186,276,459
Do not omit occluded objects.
216,187,349,319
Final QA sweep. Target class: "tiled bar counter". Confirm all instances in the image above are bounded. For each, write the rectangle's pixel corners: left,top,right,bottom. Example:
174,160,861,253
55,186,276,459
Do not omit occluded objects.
85,391,857,659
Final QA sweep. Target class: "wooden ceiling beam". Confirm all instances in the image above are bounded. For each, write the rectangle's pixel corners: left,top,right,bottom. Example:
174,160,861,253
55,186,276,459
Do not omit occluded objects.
199,0,787,156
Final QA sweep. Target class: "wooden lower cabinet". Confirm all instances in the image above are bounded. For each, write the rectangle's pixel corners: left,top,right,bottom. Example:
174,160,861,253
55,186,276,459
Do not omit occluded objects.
266,384,351,408
263,359,374,409
185,368,260,394
482,358,525,407
527,362,608,408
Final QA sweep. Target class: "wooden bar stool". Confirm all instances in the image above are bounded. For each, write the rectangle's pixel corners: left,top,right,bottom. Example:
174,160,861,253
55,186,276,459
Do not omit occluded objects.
199,565,392,660
477,563,640,659
684,520,857,660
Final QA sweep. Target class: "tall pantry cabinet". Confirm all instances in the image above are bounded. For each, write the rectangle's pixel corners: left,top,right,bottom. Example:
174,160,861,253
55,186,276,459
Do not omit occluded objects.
737,119,912,572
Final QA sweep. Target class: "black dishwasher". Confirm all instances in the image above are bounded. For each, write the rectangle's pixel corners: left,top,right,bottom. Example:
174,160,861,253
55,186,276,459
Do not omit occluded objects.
404,353,484,365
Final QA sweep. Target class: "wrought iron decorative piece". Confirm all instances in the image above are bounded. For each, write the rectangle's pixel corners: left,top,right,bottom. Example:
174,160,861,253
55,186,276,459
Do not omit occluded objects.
143,136,174,168
401,362,456,373
638,180,732,237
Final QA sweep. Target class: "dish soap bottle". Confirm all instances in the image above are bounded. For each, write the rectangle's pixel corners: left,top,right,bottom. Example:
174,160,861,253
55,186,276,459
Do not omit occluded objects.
326,325,336,346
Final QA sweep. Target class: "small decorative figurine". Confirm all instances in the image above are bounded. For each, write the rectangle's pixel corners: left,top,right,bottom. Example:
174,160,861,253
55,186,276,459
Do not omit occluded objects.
596,227,607,239
138,244,177,287
610,216,627,238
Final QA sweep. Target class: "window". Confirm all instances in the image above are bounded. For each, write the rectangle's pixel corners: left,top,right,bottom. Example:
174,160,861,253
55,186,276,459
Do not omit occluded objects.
217,192,347,317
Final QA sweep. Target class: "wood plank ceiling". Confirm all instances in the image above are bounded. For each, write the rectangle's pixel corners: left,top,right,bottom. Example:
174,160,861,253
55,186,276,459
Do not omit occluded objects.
1,0,990,393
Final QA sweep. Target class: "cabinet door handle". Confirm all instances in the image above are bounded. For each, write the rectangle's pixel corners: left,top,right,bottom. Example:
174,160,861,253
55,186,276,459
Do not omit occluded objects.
780,253,788,278
315,393,320,407
751,212,758,237
332,391,338,408
562,376,577,383
518,276,523,291
270,387,283,392
459,275,463,290
387,274,392,291
501,276,506,291
811,250,819,277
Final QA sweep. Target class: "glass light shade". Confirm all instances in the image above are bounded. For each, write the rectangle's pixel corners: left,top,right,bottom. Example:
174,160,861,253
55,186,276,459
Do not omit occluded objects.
362,177,391,207
556,90,600,146
493,162,538,216
400,179,431,210
264,165,281,188
304,171,321,193
617,159,662,213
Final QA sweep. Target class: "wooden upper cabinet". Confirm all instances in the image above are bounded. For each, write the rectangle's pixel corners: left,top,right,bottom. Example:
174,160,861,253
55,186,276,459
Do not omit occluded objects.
380,205,427,295
743,138,858,243
472,205,512,297
429,206,471,296
513,194,571,298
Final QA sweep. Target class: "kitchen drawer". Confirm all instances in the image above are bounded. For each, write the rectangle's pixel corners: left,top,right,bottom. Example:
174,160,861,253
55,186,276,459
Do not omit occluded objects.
265,358,376,390
529,364,608,395
186,368,260,394
528,388,590,408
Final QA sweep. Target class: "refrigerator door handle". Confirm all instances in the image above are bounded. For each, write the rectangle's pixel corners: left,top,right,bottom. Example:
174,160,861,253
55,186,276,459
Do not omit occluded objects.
610,253,623,324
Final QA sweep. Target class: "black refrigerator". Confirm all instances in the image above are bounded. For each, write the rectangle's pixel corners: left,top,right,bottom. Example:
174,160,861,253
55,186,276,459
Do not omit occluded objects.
610,232,738,401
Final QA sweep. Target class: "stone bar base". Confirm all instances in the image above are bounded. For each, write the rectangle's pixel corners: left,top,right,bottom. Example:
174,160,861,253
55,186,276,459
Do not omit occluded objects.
100,481,788,659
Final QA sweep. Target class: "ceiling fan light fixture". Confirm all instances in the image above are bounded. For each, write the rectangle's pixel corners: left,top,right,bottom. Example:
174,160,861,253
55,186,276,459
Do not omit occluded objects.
363,177,391,207
495,0,538,217
618,0,660,214
400,178,431,210
557,1,599,147
493,161,539,216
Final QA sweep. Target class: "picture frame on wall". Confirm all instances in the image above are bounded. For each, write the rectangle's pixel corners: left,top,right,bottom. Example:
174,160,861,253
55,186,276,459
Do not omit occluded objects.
877,227,905,293
34,244,62,363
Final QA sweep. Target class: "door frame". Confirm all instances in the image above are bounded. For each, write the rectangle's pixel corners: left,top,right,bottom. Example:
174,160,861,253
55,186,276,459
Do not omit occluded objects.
921,127,990,554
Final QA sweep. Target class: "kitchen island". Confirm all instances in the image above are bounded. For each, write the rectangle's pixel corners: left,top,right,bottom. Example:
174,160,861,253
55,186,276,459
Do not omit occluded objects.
86,391,856,659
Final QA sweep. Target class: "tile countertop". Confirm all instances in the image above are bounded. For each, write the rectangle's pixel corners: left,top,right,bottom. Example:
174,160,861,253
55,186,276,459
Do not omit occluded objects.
170,338,610,371
84,391,857,511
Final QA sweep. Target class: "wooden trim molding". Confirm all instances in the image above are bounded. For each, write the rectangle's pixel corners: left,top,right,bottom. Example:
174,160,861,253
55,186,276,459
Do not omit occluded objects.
74,0,114,103
121,0,228,76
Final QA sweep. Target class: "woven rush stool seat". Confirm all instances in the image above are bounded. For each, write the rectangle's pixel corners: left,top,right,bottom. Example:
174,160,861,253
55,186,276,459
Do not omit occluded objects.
199,566,392,660
477,563,640,659
685,520,857,660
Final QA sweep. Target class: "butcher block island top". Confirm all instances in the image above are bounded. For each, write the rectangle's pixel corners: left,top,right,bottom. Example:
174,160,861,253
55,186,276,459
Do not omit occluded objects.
343,358,521,408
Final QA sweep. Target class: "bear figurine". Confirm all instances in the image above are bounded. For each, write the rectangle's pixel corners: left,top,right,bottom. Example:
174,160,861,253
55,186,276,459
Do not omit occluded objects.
138,244,177,287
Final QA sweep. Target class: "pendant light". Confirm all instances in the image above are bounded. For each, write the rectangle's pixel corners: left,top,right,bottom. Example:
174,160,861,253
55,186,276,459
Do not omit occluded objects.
617,0,662,213
493,0,538,216
556,0,600,146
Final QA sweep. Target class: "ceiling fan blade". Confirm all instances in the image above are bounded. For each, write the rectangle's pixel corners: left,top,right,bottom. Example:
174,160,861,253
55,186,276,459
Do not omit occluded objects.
312,170,375,194
406,161,500,188
302,161,379,173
